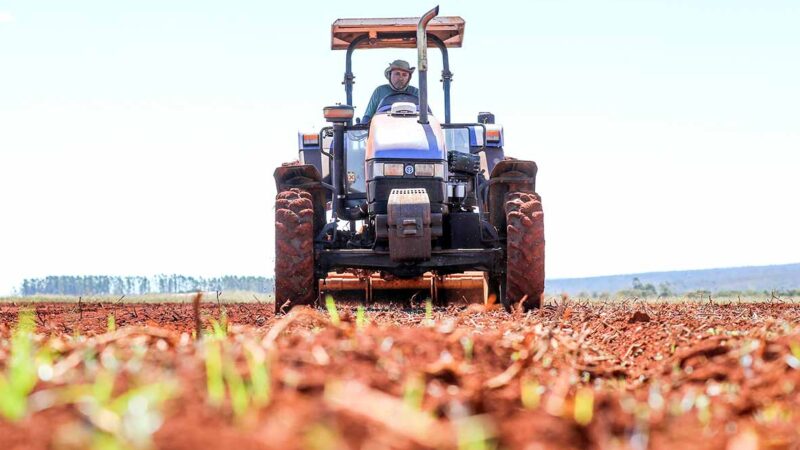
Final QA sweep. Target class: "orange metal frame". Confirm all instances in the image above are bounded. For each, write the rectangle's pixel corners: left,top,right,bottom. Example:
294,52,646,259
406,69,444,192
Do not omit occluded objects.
331,16,465,50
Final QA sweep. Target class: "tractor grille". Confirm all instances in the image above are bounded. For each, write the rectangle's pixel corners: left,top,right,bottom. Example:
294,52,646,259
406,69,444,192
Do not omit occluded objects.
368,178,445,214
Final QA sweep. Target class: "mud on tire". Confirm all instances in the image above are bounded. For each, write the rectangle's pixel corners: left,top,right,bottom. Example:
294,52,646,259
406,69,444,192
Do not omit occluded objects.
505,192,545,310
275,188,317,314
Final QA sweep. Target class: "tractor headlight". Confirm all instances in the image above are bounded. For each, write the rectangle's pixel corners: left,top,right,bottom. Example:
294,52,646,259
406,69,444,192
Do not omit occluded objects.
383,163,405,176
369,161,444,178
414,163,445,178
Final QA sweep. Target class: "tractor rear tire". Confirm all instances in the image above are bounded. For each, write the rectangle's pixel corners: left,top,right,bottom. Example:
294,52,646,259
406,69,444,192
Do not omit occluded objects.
505,192,545,310
274,188,317,314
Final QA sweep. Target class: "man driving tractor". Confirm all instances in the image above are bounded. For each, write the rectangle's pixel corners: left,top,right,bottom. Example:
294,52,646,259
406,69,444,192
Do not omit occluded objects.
274,8,545,313
362,59,420,123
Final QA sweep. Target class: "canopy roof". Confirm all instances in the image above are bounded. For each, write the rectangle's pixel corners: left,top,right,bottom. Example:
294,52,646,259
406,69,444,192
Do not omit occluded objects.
331,16,465,50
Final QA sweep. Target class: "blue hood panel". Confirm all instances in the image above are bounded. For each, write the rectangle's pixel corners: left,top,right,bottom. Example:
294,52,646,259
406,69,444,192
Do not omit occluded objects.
367,113,447,161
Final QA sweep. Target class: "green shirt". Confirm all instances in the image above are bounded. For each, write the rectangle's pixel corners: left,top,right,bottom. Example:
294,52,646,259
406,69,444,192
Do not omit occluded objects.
362,84,420,123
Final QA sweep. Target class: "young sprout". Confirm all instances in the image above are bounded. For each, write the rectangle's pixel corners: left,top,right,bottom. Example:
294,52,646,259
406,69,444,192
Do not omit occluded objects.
219,306,229,334
573,387,594,426
91,369,115,405
107,313,116,333
35,345,55,383
455,415,497,450
695,394,711,426
208,319,226,340
356,305,368,329
787,342,800,369
304,422,344,450
223,355,249,420
424,298,433,326
245,346,271,408
791,342,800,360
402,374,425,411
325,295,340,326
204,340,224,407
460,336,474,363
520,378,541,410
0,310,37,421
75,378,177,449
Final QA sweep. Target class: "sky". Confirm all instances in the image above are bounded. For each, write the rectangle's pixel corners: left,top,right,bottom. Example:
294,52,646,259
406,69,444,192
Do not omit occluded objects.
1,0,798,295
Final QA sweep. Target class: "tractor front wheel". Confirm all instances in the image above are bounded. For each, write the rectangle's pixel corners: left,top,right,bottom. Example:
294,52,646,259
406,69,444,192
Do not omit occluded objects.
505,192,545,310
274,188,317,314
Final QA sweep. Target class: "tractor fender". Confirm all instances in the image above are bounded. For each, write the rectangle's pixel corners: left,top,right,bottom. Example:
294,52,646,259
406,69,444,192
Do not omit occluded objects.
273,163,327,237
487,159,538,233
274,163,322,191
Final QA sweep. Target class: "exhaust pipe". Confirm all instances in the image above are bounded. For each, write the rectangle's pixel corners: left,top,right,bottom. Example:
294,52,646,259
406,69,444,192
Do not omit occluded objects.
417,5,439,125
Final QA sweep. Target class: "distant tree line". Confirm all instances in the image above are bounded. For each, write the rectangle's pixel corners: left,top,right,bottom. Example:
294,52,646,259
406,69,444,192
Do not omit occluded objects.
575,277,800,299
19,275,274,296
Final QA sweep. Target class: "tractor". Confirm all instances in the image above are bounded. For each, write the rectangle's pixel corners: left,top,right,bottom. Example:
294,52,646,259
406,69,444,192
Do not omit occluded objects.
273,6,544,313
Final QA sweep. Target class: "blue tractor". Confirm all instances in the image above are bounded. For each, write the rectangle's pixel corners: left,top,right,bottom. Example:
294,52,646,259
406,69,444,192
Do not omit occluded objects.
274,6,544,312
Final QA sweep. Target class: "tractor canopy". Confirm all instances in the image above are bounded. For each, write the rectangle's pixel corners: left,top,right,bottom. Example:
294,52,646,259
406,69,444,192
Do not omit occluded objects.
331,16,465,50
333,7,464,124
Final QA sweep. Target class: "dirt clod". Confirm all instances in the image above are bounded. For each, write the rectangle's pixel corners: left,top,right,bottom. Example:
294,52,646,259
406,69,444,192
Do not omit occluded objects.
628,310,651,323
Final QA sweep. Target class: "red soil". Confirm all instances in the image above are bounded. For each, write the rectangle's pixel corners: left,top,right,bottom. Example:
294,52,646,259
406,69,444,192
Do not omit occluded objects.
1,300,799,449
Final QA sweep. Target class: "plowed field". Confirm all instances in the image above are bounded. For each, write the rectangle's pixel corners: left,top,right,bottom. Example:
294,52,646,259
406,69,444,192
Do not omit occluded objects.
1,299,799,449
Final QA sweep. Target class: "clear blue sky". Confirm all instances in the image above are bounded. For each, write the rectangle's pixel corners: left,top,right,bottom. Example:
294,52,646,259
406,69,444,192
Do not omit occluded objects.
1,1,798,295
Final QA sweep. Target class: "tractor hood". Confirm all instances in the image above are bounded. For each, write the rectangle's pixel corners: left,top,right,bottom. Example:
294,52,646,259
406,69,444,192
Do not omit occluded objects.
366,113,446,160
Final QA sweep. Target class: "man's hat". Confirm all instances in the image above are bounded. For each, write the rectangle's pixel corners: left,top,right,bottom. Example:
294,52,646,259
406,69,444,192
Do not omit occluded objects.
384,59,416,80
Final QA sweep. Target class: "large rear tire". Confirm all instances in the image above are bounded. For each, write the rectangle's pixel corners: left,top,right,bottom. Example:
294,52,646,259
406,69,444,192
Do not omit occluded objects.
505,192,545,310
274,188,317,314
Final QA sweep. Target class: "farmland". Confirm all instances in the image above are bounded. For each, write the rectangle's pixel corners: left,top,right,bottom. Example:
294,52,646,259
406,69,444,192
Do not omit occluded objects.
1,297,800,449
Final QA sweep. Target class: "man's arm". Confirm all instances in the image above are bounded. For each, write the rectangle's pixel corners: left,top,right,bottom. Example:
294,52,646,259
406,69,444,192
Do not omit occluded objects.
362,86,386,123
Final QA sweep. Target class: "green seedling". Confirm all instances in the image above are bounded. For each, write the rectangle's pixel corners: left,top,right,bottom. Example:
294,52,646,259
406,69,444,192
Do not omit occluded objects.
205,340,225,407
325,295,340,326
107,314,116,333
791,342,800,360
460,336,474,362
788,342,800,369
424,298,433,326
90,432,122,450
456,416,496,450
695,394,711,425
402,374,425,410
58,375,177,449
755,403,792,424
245,347,271,408
223,355,249,420
208,319,227,340
207,340,275,420
0,310,38,421
356,305,368,329
35,345,55,383
92,370,115,405
520,378,541,410
206,339,273,419
574,387,594,426
219,307,228,334
304,422,344,450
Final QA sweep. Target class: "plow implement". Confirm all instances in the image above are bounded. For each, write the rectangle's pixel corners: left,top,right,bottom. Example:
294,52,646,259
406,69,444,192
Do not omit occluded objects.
320,271,486,305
